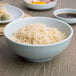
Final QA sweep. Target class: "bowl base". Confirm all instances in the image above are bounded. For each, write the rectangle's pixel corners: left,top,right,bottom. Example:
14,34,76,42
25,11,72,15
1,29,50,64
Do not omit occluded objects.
26,57,54,63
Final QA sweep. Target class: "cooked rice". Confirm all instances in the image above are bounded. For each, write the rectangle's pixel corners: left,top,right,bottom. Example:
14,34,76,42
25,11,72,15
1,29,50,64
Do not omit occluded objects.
12,23,66,45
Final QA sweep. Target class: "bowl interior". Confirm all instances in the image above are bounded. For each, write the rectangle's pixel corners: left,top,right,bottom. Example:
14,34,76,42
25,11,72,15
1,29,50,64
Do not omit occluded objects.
4,17,72,40
24,0,57,10
0,5,24,23
24,0,57,5
54,9,76,18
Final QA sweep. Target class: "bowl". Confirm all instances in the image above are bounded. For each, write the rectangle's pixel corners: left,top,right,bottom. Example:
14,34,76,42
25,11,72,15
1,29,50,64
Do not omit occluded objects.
24,0,57,10
4,17,73,62
53,8,76,24
0,5,24,23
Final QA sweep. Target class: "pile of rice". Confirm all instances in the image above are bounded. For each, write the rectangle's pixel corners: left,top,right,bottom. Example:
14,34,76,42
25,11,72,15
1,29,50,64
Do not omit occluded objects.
12,23,66,45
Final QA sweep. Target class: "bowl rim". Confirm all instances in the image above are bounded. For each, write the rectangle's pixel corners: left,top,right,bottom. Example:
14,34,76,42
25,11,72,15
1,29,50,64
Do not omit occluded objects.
24,0,57,5
53,8,76,20
0,5,24,23
4,17,73,47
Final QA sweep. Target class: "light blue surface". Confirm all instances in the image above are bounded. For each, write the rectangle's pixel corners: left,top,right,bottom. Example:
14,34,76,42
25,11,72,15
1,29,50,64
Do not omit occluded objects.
0,5,24,23
24,0,57,10
54,8,76,24
4,17,73,62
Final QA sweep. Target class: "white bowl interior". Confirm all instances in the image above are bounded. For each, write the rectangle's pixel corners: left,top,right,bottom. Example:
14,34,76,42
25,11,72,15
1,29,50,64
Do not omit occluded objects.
54,9,76,18
4,17,72,40
24,0,57,10
54,9,76,24
0,5,24,23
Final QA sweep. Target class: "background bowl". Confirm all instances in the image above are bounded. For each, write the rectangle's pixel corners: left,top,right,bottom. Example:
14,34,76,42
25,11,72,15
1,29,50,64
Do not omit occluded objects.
0,5,24,23
53,8,76,24
4,17,73,62
24,0,57,10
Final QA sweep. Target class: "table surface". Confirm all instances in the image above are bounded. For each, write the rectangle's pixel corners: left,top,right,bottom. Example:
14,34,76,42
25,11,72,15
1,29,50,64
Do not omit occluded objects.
0,0,76,76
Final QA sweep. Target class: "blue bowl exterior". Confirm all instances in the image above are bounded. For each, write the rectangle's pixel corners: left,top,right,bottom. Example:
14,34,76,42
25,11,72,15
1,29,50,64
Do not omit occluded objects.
6,37,71,60
4,17,73,62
